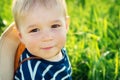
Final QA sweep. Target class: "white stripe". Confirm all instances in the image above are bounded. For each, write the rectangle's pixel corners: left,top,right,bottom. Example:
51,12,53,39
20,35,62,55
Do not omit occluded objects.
67,55,71,68
26,54,33,79
42,65,53,80
15,75,20,80
66,55,72,76
33,61,41,79
67,64,71,71
20,65,25,80
67,62,72,75
26,54,41,80
51,66,66,80
20,55,23,62
70,70,72,76
61,74,70,80
42,78,45,80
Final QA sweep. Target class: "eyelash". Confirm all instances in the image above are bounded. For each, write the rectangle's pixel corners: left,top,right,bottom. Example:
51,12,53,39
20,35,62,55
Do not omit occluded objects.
29,28,40,33
51,24,61,28
29,24,61,33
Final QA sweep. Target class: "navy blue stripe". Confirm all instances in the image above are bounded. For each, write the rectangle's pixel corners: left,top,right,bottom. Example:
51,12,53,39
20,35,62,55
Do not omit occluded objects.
14,48,72,80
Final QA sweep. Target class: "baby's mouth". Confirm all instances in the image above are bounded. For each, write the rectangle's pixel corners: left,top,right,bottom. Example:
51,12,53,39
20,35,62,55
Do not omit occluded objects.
41,46,53,50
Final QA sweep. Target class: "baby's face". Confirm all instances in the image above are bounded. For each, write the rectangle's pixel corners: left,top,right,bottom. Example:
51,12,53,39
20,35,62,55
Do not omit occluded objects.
18,6,68,59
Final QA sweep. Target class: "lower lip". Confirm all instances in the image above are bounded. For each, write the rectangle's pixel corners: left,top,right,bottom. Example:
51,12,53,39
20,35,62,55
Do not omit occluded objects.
41,47,53,50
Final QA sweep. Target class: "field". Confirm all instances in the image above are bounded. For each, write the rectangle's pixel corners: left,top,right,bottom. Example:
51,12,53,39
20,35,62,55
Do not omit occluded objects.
0,0,120,80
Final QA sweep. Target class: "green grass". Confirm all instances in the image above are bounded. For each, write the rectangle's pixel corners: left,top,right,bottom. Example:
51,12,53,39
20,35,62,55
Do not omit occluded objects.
0,0,120,80
66,0,120,80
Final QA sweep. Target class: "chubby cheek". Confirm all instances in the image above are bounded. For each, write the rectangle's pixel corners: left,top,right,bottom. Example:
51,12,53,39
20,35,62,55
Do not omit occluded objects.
22,37,39,54
56,32,67,48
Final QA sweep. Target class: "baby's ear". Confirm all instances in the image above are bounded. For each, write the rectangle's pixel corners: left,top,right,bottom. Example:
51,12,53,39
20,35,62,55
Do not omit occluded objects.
15,28,23,43
18,32,24,43
16,29,25,46
13,23,24,43
13,26,20,38
66,16,70,31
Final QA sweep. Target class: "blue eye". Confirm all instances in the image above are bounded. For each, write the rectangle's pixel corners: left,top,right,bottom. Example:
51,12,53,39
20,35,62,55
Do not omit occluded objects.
30,28,40,33
51,24,61,28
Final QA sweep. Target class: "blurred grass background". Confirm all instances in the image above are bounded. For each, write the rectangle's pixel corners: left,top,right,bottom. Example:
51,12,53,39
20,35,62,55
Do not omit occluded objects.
0,0,120,80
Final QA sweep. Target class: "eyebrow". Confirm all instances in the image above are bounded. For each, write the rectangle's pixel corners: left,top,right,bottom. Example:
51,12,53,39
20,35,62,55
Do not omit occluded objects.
27,24,38,30
27,19,62,29
52,19,62,23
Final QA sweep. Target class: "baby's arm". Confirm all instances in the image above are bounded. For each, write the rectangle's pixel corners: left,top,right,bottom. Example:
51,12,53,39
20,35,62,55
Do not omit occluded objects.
14,63,31,80
14,60,43,80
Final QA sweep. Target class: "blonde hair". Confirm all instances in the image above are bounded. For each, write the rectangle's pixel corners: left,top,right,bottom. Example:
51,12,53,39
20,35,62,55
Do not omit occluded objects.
12,0,67,27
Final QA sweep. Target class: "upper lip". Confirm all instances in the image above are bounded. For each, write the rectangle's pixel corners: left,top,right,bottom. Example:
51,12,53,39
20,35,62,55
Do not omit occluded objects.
41,46,53,49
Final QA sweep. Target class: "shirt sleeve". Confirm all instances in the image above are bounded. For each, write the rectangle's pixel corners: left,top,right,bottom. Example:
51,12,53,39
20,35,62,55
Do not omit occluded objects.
14,59,42,80
14,63,30,80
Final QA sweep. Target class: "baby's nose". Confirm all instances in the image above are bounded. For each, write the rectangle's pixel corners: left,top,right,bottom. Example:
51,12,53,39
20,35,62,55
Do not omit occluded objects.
41,31,53,42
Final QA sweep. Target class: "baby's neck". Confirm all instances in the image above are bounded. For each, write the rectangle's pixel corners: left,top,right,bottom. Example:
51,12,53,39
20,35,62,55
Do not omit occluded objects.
46,51,63,62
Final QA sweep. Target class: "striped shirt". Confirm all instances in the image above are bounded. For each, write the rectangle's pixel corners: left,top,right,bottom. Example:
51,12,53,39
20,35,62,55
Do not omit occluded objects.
14,48,72,80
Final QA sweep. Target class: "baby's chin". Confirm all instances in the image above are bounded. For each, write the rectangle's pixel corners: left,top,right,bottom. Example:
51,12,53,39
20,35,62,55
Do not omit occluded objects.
43,51,63,62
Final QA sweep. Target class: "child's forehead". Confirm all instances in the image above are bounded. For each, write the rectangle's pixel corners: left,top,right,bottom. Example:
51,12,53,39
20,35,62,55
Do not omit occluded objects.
20,3,66,21
21,8,65,24
13,0,67,28
20,0,66,13
18,0,66,19
18,6,66,28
